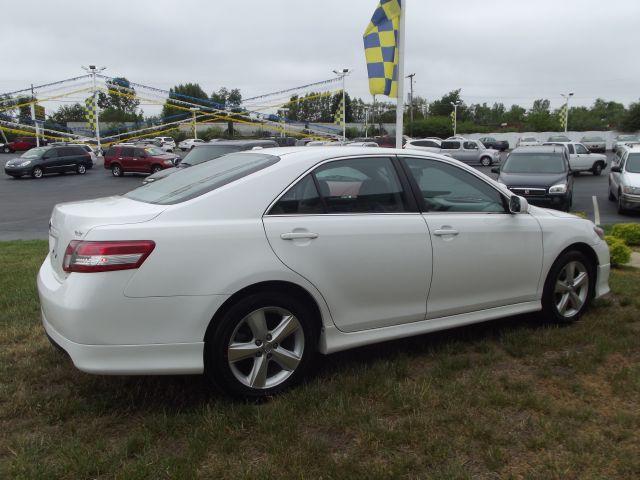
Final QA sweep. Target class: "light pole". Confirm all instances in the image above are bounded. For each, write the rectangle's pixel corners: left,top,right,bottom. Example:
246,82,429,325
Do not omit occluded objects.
81,65,106,154
333,68,350,141
560,92,574,133
451,101,461,136
190,107,200,139
364,107,369,138
406,73,415,125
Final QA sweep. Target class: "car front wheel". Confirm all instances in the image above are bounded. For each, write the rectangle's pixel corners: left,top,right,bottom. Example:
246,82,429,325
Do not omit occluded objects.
205,291,318,398
542,250,593,323
150,165,162,174
2,146,11,153
31,166,43,179
480,156,492,167
592,163,603,176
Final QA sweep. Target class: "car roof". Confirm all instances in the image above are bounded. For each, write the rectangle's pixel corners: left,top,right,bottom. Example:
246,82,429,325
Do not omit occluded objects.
193,140,278,148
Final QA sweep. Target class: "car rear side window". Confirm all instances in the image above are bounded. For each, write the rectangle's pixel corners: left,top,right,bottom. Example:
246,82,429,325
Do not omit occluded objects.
125,152,280,205
441,141,460,149
268,174,323,214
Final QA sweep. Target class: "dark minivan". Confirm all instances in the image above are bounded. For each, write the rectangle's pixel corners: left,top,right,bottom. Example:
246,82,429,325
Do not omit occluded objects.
492,145,573,211
4,145,92,179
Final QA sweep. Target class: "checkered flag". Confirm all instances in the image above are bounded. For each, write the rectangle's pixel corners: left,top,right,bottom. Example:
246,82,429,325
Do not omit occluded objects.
84,96,96,133
450,109,456,128
559,103,568,130
363,0,401,98
334,96,345,126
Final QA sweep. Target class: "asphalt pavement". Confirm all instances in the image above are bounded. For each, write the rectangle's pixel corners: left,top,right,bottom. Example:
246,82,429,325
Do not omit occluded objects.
0,150,637,241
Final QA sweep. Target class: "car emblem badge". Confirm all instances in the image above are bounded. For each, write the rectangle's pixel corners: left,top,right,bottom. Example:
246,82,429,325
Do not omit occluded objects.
524,189,530,194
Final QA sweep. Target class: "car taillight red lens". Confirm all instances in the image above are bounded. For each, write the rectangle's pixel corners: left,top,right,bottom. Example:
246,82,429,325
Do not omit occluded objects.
63,240,155,273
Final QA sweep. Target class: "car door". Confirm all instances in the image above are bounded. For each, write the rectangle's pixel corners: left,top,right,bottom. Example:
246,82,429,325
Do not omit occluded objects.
41,148,59,172
57,147,78,172
401,156,543,318
574,143,593,170
118,147,135,171
610,152,626,195
263,156,432,332
461,141,480,164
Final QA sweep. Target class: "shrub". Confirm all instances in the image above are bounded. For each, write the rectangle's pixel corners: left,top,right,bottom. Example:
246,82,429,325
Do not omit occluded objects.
611,223,640,246
605,236,631,265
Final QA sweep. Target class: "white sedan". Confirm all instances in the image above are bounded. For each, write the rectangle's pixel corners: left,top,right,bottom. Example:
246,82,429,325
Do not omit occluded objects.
178,138,206,151
38,147,610,398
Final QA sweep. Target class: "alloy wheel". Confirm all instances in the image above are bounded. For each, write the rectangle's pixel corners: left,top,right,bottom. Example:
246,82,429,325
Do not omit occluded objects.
554,261,589,318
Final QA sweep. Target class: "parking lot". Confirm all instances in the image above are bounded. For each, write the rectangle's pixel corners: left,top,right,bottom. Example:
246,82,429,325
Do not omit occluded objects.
0,150,637,240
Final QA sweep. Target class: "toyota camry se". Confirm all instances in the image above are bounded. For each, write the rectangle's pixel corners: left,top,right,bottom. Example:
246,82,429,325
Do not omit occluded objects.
38,147,610,398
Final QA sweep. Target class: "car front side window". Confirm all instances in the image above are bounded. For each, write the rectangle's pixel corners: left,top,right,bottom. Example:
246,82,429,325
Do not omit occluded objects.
403,157,506,213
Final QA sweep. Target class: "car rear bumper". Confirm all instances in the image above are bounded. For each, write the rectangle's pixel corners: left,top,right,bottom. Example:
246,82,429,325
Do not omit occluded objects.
37,255,229,374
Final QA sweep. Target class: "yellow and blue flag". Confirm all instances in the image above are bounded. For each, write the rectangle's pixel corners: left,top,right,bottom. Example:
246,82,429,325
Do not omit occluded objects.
559,103,568,130
84,96,96,133
363,0,401,98
334,96,345,126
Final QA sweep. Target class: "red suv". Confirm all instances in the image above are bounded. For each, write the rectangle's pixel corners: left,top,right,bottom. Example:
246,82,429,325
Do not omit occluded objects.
103,145,179,177
3,137,45,153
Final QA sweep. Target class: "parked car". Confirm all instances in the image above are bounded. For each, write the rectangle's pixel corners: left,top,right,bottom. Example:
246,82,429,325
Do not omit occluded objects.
295,138,314,146
38,146,610,398
143,140,278,184
609,144,640,213
404,138,442,153
478,137,509,152
103,145,180,177
580,136,606,153
3,136,46,153
178,138,207,151
4,145,92,178
67,144,97,168
547,135,571,142
492,145,573,211
516,137,541,147
344,142,379,147
374,135,409,147
543,141,608,175
612,134,639,153
439,139,501,166
153,137,176,152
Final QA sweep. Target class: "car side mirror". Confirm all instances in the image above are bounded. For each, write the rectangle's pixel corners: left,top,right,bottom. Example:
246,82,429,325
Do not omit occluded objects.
611,165,621,173
491,167,500,174
509,195,529,214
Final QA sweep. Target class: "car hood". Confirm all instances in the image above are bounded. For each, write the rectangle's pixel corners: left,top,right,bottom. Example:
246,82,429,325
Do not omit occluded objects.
623,171,640,186
6,157,34,165
498,171,568,188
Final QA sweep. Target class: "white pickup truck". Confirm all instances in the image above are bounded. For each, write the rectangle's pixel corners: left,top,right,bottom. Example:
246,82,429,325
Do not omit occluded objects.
543,141,608,175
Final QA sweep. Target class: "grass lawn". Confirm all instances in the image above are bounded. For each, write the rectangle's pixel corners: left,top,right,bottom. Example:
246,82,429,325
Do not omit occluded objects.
1,240,639,479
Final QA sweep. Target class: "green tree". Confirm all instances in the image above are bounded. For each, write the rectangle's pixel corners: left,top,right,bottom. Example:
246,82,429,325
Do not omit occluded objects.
620,100,640,132
97,77,141,122
162,83,210,122
47,103,86,126
211,87,244,137
429,89,466,118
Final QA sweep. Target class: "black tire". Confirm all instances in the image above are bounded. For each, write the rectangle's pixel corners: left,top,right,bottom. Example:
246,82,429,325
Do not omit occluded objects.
592,163,603,176
76,164,86,175
111,164,123,177
2,146,11,153
608,185,615,201
204,291,318,399
480,156,492,167
31,167,43,179
541,250,594,324
150,164,162,174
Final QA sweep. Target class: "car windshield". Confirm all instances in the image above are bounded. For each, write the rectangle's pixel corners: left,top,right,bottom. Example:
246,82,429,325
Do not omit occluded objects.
124,152,279,205
144,147,166,155
180,145,245,166
548,136,569,142
502,153,566,174
20,147,47,159
582,137,603,142
626,154,640,173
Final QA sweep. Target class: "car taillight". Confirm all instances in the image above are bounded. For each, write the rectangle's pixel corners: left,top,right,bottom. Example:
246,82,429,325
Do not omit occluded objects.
63,240,155,273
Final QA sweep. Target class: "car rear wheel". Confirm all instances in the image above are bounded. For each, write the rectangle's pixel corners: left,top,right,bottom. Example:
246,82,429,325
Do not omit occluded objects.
480,156,492,167
150,165,162,174
205,291,317,398
542,250,593,323
592,163,603,176
76,164,86,175
111,164,123,177
31,167,43,179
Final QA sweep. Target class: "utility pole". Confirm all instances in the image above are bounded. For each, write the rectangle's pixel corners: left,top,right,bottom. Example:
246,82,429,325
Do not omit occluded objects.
451,101,461,136
82,65,106,154
406,73,415,137
190,107,200,138
30,84,39,147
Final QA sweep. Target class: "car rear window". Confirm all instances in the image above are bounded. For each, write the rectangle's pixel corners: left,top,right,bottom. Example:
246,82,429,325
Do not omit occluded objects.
124,152,280,205
181,145,244,166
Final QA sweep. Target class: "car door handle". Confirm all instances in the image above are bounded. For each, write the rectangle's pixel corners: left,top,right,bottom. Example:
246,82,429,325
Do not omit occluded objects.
280,232,319,240
434,229,459,236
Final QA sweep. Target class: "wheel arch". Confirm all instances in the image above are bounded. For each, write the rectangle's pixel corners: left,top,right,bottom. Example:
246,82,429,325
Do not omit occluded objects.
553,242,600,297
204,280,324,343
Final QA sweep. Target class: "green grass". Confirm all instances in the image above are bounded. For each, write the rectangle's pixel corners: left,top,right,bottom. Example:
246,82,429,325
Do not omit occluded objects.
1,240,640,479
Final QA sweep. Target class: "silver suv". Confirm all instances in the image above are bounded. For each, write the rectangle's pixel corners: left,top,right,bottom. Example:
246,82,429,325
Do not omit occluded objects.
439,139,501,166
609,144,640,213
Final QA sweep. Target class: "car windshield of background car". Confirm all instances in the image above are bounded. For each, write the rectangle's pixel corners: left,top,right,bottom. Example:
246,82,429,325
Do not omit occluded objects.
626,154,640,173
21,147,47,159
144,147,166,155
124,152,279,205
582,137,603,142
180,145,245,166
620,135,638,141
502,154,566,174
523,137,537,142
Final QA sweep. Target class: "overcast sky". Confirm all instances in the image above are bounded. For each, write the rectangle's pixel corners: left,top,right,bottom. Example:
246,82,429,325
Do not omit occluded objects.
2,0,639,115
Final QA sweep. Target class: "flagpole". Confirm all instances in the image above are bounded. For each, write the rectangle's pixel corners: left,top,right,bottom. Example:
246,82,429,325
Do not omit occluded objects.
395,0,406,149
